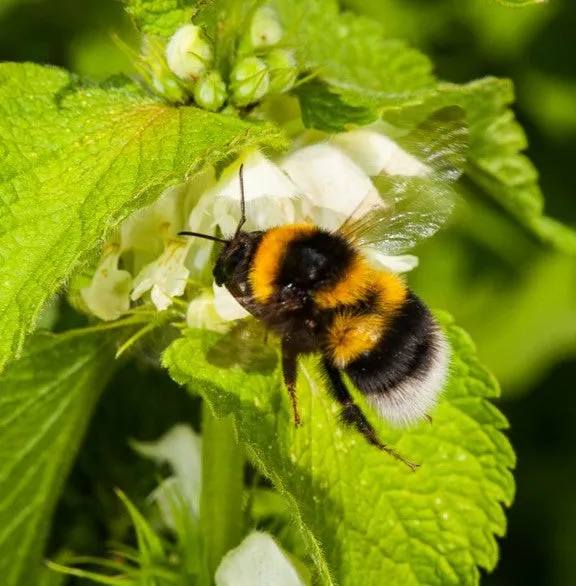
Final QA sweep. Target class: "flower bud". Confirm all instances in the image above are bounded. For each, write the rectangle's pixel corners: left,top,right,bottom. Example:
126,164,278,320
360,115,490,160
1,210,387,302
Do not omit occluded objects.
230,56,270,106
250,5,283,48
140,35,188,103
266,49,298,94
166,24,213,80
194,71,227,111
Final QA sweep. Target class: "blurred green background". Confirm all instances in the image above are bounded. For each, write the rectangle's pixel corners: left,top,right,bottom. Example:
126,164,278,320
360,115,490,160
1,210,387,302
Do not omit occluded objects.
2,0,575,584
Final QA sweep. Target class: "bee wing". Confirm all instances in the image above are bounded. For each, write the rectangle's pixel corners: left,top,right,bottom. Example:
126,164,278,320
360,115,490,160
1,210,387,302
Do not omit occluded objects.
206,318,278,374
340,106,468,256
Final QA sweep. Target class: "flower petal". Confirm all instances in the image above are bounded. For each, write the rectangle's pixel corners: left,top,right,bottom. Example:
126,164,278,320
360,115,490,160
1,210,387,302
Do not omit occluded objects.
186,288,235,331
133,424,202,525
151,285,175,311
332,129,429,178
281,143,381,230
121,184,186,257
212,283,250,321
131,240,191,310
130,261,157,301
80,247,133,321
215,532,305,586
210,150,303,235
365,250,419,273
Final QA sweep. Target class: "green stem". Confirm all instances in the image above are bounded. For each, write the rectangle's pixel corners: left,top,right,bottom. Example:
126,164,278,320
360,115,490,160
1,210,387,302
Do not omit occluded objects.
199,401,245,585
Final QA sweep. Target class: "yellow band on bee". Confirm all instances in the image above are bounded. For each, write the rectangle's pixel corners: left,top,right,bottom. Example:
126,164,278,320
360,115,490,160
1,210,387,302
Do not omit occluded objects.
314,255,372,309
373,271,408,312
326,312,385,367
324,271,408,367
250,224,316,303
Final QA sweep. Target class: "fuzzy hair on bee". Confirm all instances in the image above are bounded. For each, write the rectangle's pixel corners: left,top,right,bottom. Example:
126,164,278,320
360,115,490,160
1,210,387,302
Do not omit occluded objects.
180,106,468,470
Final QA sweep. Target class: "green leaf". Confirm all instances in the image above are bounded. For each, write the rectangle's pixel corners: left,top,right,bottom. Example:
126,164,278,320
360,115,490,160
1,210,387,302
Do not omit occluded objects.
163,314,515,585
295,81,378,132
383,77,576,253
0,331,116,586
116,489,166,567
0,62,287,373
124,0,194,37
275,0,435,106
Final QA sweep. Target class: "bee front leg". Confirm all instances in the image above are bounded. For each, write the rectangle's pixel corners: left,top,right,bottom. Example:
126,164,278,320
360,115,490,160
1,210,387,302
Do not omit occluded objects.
281,338,301,427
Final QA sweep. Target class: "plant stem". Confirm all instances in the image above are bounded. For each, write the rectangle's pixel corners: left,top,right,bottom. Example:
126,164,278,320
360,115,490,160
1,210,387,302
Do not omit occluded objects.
199,401,245,585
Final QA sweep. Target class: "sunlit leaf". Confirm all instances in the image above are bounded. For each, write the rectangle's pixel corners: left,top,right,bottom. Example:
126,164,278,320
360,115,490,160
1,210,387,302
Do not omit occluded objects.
0,62,286,373
383,77,576,253
163,314,515,585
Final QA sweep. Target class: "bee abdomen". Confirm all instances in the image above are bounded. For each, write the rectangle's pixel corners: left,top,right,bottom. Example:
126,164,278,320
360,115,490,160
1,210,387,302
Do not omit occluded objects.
344,291,449,427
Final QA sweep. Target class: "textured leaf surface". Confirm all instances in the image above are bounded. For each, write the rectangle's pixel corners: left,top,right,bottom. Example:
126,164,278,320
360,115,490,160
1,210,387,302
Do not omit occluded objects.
0,63,286,372
383,77,576,253
275,0,434,107
0,332,115,586
296,81,378,132
124,0,194,37
163,314,515,585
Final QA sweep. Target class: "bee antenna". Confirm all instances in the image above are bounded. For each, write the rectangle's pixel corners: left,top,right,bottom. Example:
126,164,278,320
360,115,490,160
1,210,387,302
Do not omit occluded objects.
178,231,228,244
234,163,247,238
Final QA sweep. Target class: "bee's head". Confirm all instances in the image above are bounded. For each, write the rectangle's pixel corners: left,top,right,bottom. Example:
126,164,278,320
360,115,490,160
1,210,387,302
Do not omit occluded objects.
213,231,262,287
179,163,259,287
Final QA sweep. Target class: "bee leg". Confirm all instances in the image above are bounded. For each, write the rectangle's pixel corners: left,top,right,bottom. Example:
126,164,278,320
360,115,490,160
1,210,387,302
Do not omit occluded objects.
321,359,420,471
281,338,301,427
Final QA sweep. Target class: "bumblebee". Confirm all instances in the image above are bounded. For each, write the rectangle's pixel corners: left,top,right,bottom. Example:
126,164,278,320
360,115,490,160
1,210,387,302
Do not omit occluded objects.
181,107,467,469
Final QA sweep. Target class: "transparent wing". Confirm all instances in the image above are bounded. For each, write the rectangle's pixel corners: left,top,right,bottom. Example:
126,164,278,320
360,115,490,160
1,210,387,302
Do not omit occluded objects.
206,318,278,374
340,106,468,256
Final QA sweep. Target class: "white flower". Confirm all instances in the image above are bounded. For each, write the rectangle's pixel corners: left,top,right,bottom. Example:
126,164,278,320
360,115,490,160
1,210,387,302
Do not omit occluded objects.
81,244,133,321
250,5,284,48
208,149,304,236
166,24,213,80
121,184,186,267
134,429,305,586
215,532,306,586
280,142,383,229
331,123,431,178
212,281,250,321
132,424,202,528
126,174,216,311
131,238,191,311
186,287,239,331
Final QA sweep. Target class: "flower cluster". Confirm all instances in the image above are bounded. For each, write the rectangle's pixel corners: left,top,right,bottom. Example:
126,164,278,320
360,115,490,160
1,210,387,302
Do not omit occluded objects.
134,425,307,586
141,5,298,110
80,125,426,329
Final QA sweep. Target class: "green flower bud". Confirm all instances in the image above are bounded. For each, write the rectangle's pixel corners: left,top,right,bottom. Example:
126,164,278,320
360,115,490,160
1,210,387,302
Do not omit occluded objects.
250,5,283,48
166,24,213,80
139,35,188,103
266,49,298,94
194,71,227,112
230,56,270,106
